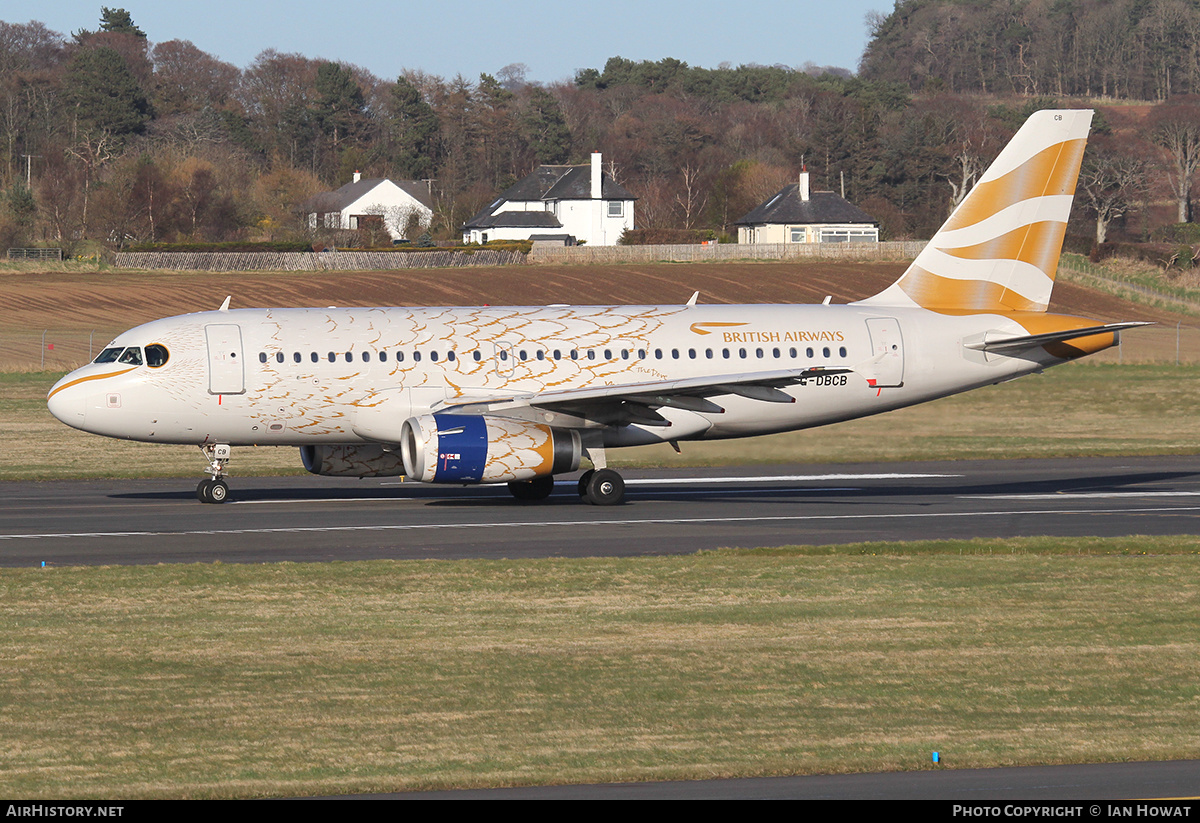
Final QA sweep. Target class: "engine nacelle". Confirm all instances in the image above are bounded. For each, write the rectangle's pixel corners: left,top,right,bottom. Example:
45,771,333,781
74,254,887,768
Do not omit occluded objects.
300,444,406,477
400,414,581,484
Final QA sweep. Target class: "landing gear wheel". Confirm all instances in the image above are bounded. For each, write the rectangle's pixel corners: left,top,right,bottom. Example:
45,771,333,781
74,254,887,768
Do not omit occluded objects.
583,468,625,506
508,475,555,502
197,478,230,504
577,469,595,499
208,478,229,503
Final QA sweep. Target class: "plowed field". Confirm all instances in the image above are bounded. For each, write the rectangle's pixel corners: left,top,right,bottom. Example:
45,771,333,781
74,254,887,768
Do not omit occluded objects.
2,261,1188,369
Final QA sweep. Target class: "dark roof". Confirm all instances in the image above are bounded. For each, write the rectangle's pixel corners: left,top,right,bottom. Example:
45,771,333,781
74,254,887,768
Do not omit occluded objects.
463,211,564,230
497,164,636,203
735,185,876,226
300,178,434,213
464,164,635,229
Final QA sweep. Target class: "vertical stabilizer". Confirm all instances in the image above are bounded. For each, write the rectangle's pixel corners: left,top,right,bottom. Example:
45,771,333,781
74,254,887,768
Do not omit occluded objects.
857,109,1092,313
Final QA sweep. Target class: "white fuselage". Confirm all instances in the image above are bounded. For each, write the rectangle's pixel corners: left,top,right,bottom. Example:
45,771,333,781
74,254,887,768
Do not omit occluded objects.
47,302,1076,451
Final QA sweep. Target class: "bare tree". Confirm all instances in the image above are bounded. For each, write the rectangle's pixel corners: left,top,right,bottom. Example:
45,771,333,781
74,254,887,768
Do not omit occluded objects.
1078,137,1151,244
1148,97,1200,223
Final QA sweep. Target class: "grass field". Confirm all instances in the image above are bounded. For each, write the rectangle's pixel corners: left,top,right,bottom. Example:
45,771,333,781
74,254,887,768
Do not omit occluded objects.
2,538,1197,798
6,363,1200,481
5,262,1200,797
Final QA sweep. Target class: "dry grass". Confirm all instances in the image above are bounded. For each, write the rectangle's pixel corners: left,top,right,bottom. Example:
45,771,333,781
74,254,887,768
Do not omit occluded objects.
7,363,1200,481
1,540,1197,797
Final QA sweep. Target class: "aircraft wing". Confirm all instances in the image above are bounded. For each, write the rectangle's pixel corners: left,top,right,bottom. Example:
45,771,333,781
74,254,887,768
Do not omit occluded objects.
963,322,1152,354
439,366,853,427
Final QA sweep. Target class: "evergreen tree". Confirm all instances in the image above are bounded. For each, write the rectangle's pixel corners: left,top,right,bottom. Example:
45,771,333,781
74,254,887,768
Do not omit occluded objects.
99,8,145,38
63,46,151,138
387,76,438,178
521,88,571,164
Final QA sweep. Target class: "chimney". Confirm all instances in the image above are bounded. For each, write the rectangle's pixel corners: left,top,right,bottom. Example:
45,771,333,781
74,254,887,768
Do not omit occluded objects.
353,170,361,184
799,169,810,202
591,152,602,199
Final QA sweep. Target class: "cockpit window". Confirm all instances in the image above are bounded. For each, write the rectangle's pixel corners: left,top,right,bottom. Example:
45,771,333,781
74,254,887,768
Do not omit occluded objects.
117,347,143,366
94,347,123,364
145,344,169,368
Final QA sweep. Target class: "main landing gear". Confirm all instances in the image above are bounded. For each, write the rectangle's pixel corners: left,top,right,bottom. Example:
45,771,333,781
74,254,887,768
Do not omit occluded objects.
197,444,232,504
505,469,627,506
577,469,626,506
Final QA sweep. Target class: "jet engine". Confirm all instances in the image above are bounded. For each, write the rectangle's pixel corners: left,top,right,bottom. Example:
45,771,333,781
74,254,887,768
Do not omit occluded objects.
300,444,406,477
400,414,581,484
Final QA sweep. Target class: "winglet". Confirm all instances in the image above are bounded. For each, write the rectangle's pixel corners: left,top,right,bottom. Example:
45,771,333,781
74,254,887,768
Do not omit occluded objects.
218,296,232,312
686,291,699,307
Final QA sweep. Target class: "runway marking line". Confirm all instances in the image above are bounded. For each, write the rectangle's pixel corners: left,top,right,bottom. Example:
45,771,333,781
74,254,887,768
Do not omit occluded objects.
4,505,1200,542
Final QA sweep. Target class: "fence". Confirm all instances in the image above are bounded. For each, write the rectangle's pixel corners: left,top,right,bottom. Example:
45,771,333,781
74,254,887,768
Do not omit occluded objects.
9,323,1199,373
528,240,926,264
113,249,526,271
7,248,62,260
4,329,125,371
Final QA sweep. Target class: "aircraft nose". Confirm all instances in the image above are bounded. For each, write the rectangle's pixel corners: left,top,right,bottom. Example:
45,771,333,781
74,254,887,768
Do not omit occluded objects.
47,376,87,429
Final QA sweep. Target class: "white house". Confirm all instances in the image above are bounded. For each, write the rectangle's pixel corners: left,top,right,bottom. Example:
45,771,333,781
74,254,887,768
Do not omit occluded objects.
303,174,434,242
463,153,635,246
736,172,878,244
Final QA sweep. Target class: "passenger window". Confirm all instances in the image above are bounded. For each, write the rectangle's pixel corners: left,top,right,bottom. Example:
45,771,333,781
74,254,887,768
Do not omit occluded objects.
823,347,831,358
756,348,764,358
447,351,456,362
276,352,285,364
293,352,302,363
146,344,169,368
772,347,781,358
362,352,370,362
414,351,422,362
722,348,730,359
430,351,439,362
739,348,747,358
344,353,352,363
839,346,847,357
806,347,814,358
380,351,388,362
259,352,267,364
472,351,481,362
310,352,318,363
327,352,336,362
587,350,595,360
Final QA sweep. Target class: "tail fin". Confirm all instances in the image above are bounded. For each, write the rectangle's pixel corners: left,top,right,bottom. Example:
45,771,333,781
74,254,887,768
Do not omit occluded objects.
858,109,1093,313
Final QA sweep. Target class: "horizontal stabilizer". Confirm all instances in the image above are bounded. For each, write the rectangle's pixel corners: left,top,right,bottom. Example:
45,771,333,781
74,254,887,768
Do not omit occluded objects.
963,322,1152,353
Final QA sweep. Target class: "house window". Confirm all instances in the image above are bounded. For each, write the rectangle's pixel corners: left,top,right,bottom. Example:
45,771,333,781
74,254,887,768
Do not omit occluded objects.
818,227,879,243
789,227,807,243
607,201,623,218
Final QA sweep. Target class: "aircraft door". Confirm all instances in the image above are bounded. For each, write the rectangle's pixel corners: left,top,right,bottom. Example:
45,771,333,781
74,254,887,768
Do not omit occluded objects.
865,317,904,388
205,324,245,394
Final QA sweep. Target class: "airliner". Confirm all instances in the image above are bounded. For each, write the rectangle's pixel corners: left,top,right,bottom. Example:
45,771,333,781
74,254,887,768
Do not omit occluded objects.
47,109,1144,505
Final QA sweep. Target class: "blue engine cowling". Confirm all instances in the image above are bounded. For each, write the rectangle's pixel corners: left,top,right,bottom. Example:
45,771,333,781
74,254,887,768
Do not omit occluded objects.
399,414,581,484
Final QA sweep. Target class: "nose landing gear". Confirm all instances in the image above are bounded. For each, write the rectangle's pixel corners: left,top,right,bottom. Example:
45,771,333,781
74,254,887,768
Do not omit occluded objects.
197,444,232,504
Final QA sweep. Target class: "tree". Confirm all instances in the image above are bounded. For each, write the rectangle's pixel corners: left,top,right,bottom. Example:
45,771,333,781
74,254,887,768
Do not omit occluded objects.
1148,97,1200,223
521,87,571,164
63,46,151,138
1078,136,1151,244
313,62,366,150
99,8,145,38
386,75,438,178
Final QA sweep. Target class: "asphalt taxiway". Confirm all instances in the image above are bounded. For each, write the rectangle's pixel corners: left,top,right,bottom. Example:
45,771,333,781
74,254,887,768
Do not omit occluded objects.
3,455,1200,566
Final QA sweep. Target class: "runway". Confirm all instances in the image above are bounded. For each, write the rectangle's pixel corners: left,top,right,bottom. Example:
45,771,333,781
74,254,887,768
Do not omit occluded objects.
4,455,1200,566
